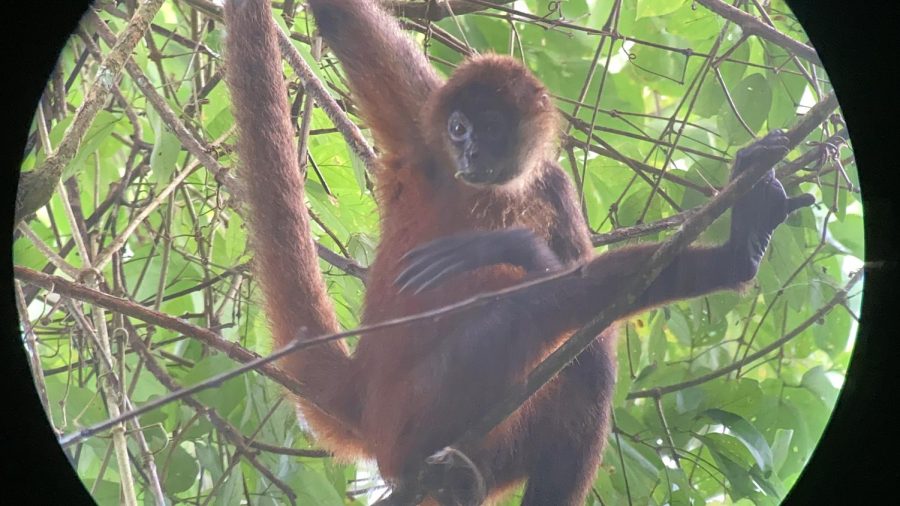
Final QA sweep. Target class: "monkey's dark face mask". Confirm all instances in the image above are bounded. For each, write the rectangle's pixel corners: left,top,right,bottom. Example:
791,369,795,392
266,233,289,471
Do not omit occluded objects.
446,104,520,187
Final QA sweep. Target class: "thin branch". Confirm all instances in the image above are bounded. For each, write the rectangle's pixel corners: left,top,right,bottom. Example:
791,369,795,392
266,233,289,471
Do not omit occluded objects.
627,268,863,400
128,331,298,505
456,90,839,449
87,10,366,281
388,0,516,21
694,0,821,65
592,212,690,247
15,0,166,223
42,262,583,447
14,266,307,397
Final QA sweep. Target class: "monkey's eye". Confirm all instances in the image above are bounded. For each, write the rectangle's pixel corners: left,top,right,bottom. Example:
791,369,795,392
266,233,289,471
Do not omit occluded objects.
448,111,470,142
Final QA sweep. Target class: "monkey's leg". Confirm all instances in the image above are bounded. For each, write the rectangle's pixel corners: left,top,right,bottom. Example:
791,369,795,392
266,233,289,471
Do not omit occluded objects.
519,335,616,506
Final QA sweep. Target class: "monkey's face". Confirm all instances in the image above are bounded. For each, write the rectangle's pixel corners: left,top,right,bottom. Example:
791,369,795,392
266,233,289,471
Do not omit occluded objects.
425,55,559,189
447,109,517,185
445,93,521,187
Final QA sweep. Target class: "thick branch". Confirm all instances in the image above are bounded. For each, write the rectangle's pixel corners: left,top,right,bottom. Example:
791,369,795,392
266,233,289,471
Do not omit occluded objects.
14,266,307,397
451,89,838,461
388,0,516,21
694,0,821,65
15,0,166,223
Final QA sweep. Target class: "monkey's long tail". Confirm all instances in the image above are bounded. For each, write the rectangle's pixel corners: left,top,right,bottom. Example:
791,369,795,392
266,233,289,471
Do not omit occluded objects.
223,0,362,453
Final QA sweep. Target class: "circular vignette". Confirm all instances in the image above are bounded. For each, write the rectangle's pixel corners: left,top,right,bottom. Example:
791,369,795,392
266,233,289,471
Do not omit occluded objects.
7,1,892,505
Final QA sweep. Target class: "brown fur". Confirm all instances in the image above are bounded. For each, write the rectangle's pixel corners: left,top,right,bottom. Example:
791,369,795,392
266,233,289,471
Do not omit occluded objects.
223,0,363,457
224,0,606,501
224,1,784,504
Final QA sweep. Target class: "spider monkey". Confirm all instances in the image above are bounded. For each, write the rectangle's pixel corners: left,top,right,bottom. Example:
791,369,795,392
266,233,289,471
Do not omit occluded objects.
223,0,814,504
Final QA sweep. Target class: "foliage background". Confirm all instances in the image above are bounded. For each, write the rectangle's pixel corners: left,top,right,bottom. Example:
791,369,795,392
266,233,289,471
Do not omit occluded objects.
13,0,862,505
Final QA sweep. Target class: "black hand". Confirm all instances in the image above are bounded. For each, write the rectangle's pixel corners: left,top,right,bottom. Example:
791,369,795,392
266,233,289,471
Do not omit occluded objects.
396,228,560,294
728,130,815,274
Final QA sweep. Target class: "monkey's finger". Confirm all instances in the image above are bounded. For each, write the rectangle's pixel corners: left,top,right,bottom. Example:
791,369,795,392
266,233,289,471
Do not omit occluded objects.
412,261,468,295
396,254,467,293
399,235,473,265
786,193,816,214
396,248,460,287
397,258,467,295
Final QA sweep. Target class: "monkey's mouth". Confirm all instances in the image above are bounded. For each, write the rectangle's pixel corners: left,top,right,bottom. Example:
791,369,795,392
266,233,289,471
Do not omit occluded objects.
454,157,507,187
455,168,495,187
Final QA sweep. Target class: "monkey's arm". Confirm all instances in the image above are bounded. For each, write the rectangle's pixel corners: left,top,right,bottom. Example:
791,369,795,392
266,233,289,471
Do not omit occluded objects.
395,229,563,294
395,164,591,291
307,0,442,155
399,130,814,319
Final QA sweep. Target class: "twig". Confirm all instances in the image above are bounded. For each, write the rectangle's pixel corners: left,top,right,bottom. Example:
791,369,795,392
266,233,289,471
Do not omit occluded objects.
245,440,330,458
179,0,379,170
15,0,166,223
17,224,81,278
86,11,229,184
627,268,862,399
14,266,307,397
442,90,839,485
87,9,369,280
275,26,379,171
128,331,298,505
694,0,821,66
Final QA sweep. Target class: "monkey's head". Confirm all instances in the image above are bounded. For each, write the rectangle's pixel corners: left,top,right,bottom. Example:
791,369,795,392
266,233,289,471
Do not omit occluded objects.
424,55,560,189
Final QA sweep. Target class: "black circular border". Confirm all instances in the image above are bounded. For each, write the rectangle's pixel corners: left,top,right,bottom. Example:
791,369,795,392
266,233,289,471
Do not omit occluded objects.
3,1,895,503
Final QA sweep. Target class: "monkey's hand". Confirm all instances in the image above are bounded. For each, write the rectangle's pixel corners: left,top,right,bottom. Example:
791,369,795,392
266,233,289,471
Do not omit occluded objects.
396,228,561,294
727,129,815,280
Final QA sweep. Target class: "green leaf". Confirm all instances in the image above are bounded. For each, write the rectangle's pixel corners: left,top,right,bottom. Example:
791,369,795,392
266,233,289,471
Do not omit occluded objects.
801,366,839,406
291,464,345,505
770,428,794,472
164,444,200,494
195,442,224,481
701,433,758,499
67,111,122,181
181,354,248,417
648,310,668,363
636,0,687,19
720,73,773,145
828,213,864,259
703,409,774,474
149,109,180,191
214,466,242,506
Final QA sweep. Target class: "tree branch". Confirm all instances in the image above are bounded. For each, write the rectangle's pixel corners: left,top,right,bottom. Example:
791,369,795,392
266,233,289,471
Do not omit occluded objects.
128,332,298,505
627,268,862,400
14,266,308,398
388,0,516,21
15,0,166,223
694,0,821,66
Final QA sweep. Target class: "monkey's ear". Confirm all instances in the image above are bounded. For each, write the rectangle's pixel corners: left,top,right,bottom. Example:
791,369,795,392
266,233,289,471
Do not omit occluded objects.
538,93,551,110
